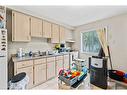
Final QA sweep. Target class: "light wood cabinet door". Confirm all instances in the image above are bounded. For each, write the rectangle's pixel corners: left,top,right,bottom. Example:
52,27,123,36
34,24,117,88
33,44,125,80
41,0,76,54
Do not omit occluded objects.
64,54,70,69
59,26,65,43
43,20,52,38
51,24,59,43
65,28,73,41
56,60,63,75
47,61,56,80
16,66,33,89
12,11,31,42
34,64,46,85
30,17,42,37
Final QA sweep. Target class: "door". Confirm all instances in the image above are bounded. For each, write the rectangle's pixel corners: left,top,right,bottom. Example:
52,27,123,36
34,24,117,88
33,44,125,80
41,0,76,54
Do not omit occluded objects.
16,66,33,89
64,55,70,69
34,64,46,85
12,11,31,42
59,26,65,43
56,60,63,75
51,24,59,43
47,61,56,80
43,20,52,38
30,17,42,37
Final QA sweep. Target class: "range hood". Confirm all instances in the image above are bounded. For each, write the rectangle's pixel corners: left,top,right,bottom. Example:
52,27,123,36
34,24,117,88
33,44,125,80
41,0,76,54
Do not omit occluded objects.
66,39,75,43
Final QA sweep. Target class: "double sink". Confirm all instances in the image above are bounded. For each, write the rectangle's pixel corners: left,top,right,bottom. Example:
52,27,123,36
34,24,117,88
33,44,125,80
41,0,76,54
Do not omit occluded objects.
32,51,69,57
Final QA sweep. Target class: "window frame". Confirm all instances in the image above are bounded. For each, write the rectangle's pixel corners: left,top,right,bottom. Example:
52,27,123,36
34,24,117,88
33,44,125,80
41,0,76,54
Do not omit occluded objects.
80,27,108,55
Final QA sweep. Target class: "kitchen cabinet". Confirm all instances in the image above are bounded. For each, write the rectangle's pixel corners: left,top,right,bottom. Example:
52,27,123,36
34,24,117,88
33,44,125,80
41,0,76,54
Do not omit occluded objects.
51,23,60,43
56,60,63,75
12,11,31,42
59,26,65,43
43,20,52,38
16,66,33,89
56,56,64,75
34,64,46,85
63,54,70,69
14,60,33,89
30,17,42,37
47,57,56,80
34,58,46,85
65,28,73,40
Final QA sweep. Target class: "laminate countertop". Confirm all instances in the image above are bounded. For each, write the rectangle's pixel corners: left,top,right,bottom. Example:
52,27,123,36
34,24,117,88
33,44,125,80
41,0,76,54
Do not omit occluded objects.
12,52,70,62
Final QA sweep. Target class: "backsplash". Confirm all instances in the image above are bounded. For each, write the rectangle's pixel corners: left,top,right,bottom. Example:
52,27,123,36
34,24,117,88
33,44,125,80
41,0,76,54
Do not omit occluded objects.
8,38,54,60
8,37,72,61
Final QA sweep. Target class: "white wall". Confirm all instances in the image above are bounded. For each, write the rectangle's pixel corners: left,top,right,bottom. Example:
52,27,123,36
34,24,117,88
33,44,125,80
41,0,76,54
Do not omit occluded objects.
73,13,127,72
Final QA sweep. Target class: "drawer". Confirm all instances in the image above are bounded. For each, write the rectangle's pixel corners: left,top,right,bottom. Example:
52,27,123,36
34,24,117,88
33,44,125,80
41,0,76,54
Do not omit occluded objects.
56,56,63,61
64,54,69,58
16,60,33,69
34,58,46,65
35,63,46,69
47,57,55,62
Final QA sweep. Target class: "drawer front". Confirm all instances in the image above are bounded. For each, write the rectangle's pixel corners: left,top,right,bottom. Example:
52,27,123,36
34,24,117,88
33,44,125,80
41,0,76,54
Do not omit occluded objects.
47,57,55,62
16,60,33,69
64,54,69,59
34,58,46,65
16,66,33,89
56,56,63,61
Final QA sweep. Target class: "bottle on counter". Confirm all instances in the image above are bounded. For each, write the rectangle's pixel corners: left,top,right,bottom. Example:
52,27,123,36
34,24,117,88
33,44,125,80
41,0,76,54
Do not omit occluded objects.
17,48,23,58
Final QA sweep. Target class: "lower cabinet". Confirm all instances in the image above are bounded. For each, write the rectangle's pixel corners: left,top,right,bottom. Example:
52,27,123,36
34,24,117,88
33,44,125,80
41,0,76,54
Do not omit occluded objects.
34,64,46,85
56,60,63,75
13,54,70,89
47,61,56,80
16,66,33,89
64,54,70,69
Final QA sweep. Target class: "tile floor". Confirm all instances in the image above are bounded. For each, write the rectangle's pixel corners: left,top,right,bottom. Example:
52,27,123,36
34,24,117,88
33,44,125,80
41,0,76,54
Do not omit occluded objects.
31,75,126,90
32,75,102,90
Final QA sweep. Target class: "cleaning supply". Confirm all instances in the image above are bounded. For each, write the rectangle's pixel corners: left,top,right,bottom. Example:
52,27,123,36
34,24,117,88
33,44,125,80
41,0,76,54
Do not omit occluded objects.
55,44,60,50
82,67,87,74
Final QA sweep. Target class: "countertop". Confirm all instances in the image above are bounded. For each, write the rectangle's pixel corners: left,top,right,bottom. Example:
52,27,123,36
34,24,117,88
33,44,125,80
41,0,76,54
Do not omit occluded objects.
12,52,70,62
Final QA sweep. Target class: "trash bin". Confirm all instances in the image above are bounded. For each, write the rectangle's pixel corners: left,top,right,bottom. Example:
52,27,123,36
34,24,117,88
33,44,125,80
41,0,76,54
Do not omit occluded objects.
9,72,29,90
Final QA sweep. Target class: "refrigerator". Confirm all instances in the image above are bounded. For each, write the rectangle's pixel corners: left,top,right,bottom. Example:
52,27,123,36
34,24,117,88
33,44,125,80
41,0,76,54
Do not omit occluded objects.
0,29,7,89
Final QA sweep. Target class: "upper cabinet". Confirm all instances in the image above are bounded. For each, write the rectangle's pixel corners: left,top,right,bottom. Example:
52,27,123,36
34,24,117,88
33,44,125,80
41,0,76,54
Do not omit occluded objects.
65,28,75,43
51,24,60,43
42,20,52,38
59,26,65,43
7,10,73,43
30,17,42,37
12,11,31,42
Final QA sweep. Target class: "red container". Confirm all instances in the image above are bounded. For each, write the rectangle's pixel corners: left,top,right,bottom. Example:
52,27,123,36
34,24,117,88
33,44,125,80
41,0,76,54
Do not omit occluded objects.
123,78,127,83
108,70,124,81
116,70,125,76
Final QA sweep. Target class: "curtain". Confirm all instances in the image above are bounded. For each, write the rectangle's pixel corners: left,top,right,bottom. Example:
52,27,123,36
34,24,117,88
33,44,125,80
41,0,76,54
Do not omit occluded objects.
96,28,109,57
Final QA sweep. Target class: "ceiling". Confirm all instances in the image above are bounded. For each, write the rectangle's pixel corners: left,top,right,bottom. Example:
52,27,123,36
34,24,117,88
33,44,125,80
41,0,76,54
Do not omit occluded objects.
8,6,127,27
